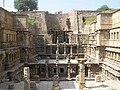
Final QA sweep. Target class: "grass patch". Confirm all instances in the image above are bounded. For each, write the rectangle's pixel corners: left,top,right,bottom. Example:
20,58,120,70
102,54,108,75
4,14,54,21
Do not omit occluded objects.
28,18,36,26
83,16,96,25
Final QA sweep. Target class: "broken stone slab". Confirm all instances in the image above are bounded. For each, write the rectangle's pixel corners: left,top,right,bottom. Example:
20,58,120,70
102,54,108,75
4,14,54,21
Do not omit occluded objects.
30,81,37,90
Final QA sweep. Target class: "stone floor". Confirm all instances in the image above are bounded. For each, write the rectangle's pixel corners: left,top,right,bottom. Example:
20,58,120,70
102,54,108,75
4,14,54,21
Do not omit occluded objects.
0,80,120,90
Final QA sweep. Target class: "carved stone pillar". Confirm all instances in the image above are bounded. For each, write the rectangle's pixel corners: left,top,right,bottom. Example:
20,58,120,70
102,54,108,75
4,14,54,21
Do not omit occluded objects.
56,49,59,76
99,64,102,75
97,30,101,46
35,65,38,75
50,43,52,55
25,48,28,63
77,58,87,90
67,55,71,80
56,37,59,76
43,36,46,54
45,57,49,79
69,33,72,44
70,45,72,58
64,42,66,56
87,64,91,78
24,67,30,90
56,56,59,76
96,47,100,63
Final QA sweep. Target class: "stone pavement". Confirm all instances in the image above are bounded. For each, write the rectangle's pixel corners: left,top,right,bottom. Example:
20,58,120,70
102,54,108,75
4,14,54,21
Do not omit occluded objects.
0,81,24,90
0,80,120,90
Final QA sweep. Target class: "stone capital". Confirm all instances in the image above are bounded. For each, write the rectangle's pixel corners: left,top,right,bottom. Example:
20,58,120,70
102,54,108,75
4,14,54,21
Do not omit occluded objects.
87,64,91,67
77,58,87,64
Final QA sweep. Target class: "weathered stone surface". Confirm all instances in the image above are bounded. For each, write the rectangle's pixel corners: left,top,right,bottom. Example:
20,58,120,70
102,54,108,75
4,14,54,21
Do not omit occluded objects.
95,75,102,82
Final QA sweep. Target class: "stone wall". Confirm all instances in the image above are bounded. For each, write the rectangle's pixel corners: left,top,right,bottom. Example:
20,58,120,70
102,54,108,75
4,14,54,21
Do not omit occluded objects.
112,9,120,28
100,30,109,46
13,14,28,29
45,13,69,30
0,50,4,80
23,10,97,56
1,29,17,48
96,13,112,30
21,10,98,40
77,10,99,16
17,31,30,47
4,47,20,70
0,8,34,80
45,11,98,34
27,11,48,34
0,7,13,29
109,28,120,47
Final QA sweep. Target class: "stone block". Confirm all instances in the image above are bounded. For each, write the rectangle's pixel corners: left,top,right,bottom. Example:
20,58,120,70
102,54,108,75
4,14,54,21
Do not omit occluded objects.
30,81,37,90
8,84,14,90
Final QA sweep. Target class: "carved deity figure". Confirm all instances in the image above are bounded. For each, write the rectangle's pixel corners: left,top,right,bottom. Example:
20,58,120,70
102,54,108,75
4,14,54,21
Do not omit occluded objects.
66,18,71,29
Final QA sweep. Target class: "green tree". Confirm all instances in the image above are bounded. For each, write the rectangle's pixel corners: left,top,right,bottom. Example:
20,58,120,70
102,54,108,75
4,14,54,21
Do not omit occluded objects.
97,5,111,11
14,0,38,11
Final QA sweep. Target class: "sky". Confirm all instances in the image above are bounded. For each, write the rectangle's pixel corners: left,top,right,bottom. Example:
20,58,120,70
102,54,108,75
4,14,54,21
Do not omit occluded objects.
0,0,120,13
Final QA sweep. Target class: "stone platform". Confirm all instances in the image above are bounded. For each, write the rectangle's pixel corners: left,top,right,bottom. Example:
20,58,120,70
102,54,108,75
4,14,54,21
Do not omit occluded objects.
0,80,120,90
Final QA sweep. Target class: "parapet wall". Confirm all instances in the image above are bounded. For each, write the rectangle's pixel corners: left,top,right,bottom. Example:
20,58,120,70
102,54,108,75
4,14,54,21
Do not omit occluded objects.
77,10,99,16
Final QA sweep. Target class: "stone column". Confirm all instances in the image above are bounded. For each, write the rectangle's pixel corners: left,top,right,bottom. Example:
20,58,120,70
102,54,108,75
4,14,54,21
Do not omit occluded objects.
24,67,30,90
34,65,39,82
96,31,101,46
99,64,102,75
56,37,59,76
87,64,91,78
64,42,66,56
44,36,46,54
45,57,49,79
70,45,73,58
77,58,87,90
69,32,72,44
67,55,71,80
50,43,52,55
96,47,100,63
35,65,38,74
69,31,73,58
25,49,28,63
56,52,59,76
